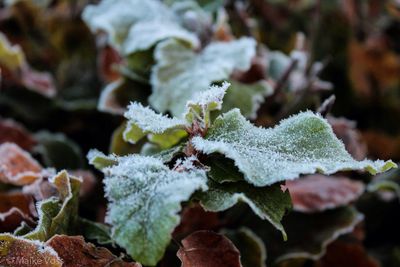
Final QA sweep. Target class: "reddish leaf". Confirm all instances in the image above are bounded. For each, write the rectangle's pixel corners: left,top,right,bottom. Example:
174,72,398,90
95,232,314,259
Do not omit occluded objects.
0,143,42,185
177,231,242,267
46,235,141,267
0,118,37,151
0,234,62,267
285,175,365,213
314,240,379,267
98,45,122,82
328,116,367,161
20,67,57,98
174,204,220,239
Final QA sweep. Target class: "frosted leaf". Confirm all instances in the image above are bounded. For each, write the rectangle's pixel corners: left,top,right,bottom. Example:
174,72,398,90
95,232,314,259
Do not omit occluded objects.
87,149,118,170
150,37,256,116
221,80,273,119
24,171,81,241
184,82,229,126
99,154,208,265
0,234,62,267
123,102,187,145
82,0,198,53
197,181,291,239
122,20,199,55
192,109,397,187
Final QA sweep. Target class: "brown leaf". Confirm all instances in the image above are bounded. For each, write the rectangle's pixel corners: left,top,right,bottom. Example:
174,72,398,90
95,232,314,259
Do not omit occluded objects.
177,230,242,267
98,45,122,82
0,118,37,151
46,235,141,267
328,116,367,161
285,175,365,213
69,169,97,198
0,143,42,185
0,234,62,267
314,240,379,267
362,130,400,161
0,208,35,233
173,204,220,239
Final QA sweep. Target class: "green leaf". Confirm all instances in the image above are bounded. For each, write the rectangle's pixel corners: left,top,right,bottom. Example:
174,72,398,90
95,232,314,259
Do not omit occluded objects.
223,227,267,267
94,154,208,266
87,149,118,170
368,168,400,200
123,102,187,145
197,180,291,239
192,109,397,187
79,218,113,246
150,37,256,116
33,132,84,169
82,0,199,53
24,171,81,241
184,82,229,127
0,32,25,71
221,80,273,119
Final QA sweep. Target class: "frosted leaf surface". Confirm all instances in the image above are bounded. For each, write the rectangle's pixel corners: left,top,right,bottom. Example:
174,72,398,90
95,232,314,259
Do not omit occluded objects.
82,0,198,53
150,37,256,116
185,82,229,126
122,20,199,55
198,181,291,238
192,109,396,187
123,102,187,146
101,154,208,266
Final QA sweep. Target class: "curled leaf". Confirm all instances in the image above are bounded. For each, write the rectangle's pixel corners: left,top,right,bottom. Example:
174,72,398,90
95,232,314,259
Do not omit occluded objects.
0,143,42,186
177,230,242,267
285,175,365,213
46,235,141,267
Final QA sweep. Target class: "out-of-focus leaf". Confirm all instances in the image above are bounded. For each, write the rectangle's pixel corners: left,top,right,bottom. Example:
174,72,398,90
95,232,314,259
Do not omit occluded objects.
242,207,364,264
0,191,35,232
221,80,273,119
46,235,141,266
0,143,42,186
89,154,208,266
82,0,199,53
177,230,242,267
328,116,367,161
314,239,379,267
109,123,139,156
192,109,396,187
0,118,37,151
224,227,267,267
150,37,256,115
24,171,81,241
79,218,113,246
285,174,365,213
33,132,84,169
173,204,220,239
368,168,400,201
0,32,25,70
0,234,62,267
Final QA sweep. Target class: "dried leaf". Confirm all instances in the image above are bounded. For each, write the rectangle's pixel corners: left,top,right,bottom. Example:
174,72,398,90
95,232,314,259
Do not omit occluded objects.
177,230,242,267
0,118,37,151
285,175,365,213
46,235,140,267
0,234,62,267
0,143,42,186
